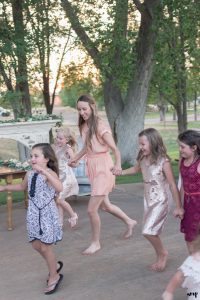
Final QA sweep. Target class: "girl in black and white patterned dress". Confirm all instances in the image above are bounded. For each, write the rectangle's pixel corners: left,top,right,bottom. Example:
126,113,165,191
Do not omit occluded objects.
0,143,64,295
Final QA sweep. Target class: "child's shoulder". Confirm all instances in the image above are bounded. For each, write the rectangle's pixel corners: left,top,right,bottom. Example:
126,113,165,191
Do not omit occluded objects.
160,156,171,165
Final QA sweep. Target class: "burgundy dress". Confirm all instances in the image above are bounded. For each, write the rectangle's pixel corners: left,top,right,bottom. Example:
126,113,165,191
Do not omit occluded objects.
180,157,200,242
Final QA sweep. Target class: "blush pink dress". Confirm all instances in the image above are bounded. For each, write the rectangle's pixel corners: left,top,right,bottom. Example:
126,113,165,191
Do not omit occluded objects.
81,119,115,196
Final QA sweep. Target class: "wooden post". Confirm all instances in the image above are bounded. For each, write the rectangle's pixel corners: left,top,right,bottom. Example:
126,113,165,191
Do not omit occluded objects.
6,174,13,230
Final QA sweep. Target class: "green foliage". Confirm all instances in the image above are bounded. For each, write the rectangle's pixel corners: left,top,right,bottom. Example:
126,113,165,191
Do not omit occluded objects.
60,58,104,108
149,0,200,107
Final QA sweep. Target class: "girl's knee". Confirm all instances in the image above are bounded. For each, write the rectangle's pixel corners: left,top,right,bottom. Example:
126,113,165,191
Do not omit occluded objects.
87,207,98,216
100,204,108,212
32,240,41,251
40,243,49,255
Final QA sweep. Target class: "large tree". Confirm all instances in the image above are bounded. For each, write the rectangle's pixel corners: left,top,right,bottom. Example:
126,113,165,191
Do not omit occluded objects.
0,0,31,118
61,0,162,163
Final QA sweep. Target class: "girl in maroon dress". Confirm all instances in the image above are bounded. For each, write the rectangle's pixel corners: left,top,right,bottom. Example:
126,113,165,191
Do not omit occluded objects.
178,130,200,253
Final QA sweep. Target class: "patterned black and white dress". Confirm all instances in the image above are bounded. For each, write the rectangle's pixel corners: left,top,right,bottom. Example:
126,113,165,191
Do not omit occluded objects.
27,171,62,244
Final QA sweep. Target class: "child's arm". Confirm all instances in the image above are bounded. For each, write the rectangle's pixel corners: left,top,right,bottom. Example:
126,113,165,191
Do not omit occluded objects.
0,173,28,192
68,146,87,167
33,165,63,193
66,145,75,160
163,160,184,219
162,270,184,300
121,164,140,176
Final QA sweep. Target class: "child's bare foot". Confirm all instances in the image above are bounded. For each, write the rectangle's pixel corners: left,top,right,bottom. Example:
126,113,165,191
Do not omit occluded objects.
82,242,101,255
150,250,168,272
123,220,137,239
68,213,78,228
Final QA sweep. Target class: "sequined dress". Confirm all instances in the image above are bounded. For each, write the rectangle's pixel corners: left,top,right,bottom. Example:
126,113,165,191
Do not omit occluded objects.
140,157,173,235
27,171,62,244
180,157,200,242
55,145,79,200
179,255,200,299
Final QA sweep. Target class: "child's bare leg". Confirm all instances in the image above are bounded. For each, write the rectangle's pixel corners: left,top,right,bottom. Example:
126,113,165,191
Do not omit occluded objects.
143,234,168,271
57,198,78,227
40,243,60,291
57,204,64,226
101,196,137,238
162,270,184,299
32,240,61,283
57,198,76,218
82,195,104,255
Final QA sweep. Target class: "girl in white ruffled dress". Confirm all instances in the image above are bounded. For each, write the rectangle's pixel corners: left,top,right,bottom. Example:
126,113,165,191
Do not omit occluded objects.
162,233,200,300
53,127,79,228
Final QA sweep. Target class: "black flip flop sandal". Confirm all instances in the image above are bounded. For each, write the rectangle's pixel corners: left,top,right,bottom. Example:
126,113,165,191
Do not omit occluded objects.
45,274,63,295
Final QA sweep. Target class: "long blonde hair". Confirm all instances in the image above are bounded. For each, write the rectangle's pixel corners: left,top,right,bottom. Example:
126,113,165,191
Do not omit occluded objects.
77,94,99,149
56,127,76,149
137,128,169,164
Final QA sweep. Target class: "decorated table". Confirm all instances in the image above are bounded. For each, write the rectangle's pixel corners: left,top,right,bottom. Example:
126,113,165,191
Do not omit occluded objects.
0,165,28,230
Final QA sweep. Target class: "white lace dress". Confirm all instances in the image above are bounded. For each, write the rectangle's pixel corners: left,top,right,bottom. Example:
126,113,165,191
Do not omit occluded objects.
54,145,79,199
179,255,200,300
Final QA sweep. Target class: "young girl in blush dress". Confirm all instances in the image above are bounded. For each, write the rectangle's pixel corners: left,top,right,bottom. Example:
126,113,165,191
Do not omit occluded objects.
68,94,137,255
0,143,63,294
115,128,184,271
178,130,200,254
53,127,79,228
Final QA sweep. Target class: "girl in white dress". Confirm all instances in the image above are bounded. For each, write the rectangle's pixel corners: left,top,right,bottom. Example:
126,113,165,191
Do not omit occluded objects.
53,127,79,228
162,232,200,300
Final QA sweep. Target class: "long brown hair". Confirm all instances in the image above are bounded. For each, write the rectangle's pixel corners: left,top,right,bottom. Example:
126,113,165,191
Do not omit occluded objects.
77,94,99,149
137,128,169,164
32,143,59,175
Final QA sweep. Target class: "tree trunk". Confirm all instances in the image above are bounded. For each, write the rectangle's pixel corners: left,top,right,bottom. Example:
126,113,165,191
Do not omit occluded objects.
61,0,161,164
104,1,161,164
194,91,197,121
43,75,52,114
12,0,31,117
174,102,185,133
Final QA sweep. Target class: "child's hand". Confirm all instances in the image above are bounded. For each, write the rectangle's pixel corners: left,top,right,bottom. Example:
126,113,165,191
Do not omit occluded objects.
162,291,174,300
32,164,46,175
173,207,184,220
68,158,78,168
111,165,122,176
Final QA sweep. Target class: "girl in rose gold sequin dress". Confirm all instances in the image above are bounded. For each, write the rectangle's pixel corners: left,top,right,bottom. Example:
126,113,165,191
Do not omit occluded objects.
119,128,184,272
178,130,200,254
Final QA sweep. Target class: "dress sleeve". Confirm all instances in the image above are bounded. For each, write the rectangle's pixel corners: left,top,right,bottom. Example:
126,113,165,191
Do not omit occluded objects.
98,120,112,138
